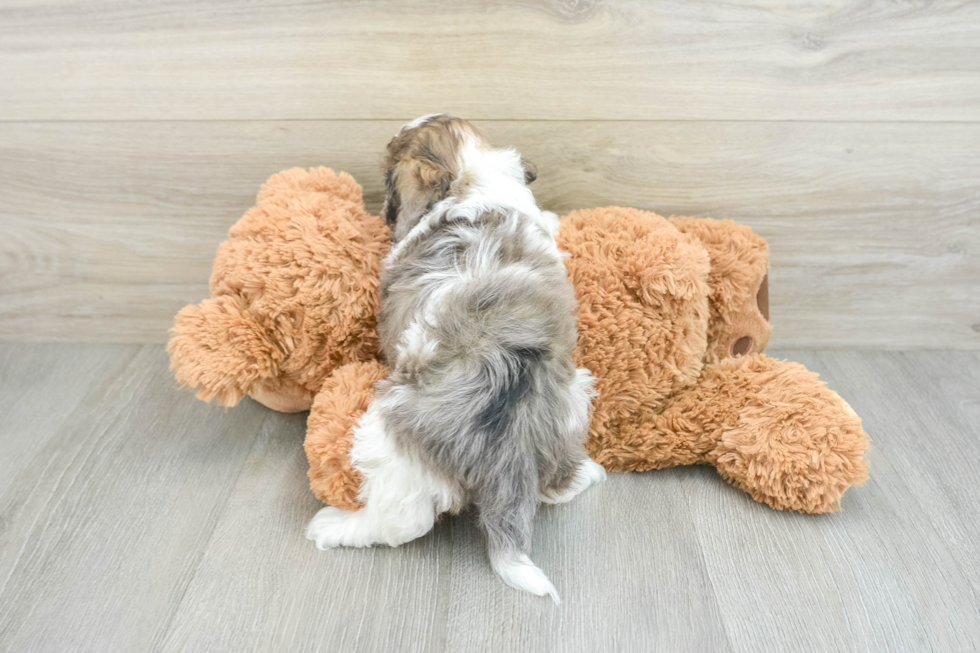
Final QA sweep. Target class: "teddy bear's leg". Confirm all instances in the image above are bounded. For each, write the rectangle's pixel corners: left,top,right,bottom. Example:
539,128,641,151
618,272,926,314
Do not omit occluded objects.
539,368,607,504
640,354,870,513
305,361,388,511
306,397,462,549
703,355,870,513
588,354,869,513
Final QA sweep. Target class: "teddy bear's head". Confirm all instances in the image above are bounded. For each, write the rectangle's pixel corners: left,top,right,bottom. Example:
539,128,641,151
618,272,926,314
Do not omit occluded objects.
557,207,712,463
556,209,776,470
168,168,390,410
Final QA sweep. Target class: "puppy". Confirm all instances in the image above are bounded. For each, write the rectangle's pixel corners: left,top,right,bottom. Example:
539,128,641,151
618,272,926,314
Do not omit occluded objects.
306,114,605,602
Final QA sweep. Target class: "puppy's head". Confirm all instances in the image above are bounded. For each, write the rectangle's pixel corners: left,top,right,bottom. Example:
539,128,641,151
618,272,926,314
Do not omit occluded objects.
381,114,537,241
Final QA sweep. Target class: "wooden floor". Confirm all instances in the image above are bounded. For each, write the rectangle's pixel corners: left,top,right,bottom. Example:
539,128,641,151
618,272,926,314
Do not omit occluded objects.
1,344,978,652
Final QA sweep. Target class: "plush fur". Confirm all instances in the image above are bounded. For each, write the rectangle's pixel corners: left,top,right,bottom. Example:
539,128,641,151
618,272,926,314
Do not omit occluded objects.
557,207,712,466
169,168,388,409
169,167,870,520
669,216,772,363
304,359,387,510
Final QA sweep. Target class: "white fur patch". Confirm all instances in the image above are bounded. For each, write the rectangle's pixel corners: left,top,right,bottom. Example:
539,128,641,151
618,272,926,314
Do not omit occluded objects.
492,552,560,604
396,317,440,368
567,367,596,435
400,113,442,133
454,139,557,238
306,399,461,549
540,210,561,238
540,458,607,505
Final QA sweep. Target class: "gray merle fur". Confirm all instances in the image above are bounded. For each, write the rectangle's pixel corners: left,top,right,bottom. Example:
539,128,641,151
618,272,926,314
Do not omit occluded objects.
376,206,588,571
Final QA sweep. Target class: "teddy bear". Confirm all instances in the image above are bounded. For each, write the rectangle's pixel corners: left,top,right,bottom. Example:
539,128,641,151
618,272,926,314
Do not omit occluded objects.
168,167,387,412
169,167,869,515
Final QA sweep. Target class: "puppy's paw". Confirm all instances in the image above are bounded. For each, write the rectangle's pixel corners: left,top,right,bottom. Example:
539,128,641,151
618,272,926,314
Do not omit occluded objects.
541,210,561,237
540,458,607,504
581,458,608,484
306,506,369,549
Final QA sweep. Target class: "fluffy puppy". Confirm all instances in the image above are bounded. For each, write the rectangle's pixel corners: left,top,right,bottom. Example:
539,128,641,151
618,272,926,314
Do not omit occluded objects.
306,114,605,602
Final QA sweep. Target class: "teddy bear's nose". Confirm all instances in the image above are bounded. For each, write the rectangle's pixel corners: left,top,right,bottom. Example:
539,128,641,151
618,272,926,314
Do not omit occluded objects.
731,336,753,357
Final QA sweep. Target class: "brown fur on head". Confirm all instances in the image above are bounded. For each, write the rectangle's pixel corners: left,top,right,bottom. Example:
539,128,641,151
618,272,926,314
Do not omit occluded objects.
381,114,537,241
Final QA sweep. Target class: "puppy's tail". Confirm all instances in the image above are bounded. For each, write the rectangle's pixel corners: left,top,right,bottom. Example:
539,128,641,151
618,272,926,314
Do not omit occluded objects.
478,459,560,604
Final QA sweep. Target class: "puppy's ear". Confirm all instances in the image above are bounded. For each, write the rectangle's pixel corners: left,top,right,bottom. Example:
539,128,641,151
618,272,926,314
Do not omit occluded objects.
521,158,537,184
382,168,400,227
413,142,455,197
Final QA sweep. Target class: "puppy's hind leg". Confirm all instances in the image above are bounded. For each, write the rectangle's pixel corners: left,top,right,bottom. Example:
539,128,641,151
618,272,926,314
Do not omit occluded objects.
539,458,607,505
307,399,457,549
540,368,606,505
479,457,561,604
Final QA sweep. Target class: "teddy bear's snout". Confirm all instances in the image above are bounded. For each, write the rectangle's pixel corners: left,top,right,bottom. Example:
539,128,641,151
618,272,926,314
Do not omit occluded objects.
731,336,754,357
757,274,769,322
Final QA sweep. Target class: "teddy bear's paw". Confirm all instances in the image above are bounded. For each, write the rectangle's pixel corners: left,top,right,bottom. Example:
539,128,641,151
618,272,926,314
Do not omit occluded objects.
540,458,607,505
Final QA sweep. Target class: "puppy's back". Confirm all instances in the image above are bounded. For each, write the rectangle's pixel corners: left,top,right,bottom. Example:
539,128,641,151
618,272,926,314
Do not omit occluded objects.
379,211,581,600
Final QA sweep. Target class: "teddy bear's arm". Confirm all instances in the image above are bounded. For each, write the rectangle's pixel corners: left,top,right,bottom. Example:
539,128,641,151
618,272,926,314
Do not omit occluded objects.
168,295,285,407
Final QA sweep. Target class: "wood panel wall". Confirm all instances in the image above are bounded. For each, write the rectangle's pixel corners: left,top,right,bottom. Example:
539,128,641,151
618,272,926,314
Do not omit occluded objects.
1,1,978,347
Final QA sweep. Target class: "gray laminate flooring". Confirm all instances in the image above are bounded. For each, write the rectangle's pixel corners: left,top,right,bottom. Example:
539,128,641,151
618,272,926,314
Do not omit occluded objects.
1,345,978,652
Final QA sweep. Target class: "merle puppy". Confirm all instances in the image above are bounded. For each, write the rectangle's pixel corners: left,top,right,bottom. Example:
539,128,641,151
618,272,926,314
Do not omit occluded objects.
306,114,605,601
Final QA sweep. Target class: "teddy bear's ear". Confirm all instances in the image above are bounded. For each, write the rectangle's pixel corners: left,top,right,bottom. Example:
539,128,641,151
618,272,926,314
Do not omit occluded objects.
168,295,281,407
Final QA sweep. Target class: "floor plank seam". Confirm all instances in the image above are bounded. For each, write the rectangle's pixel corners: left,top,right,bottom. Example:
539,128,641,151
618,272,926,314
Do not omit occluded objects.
148,404,273,653
679,474,738,653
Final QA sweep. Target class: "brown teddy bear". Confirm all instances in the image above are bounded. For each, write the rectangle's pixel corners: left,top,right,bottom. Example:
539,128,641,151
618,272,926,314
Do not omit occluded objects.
169,167,869,515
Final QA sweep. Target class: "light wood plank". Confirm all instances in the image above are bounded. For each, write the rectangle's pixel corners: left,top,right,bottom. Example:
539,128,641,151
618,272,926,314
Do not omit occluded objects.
684,349,980,653
158,408,457,653
0,345,268,652
0,344,138,497
160,390,729,652
790,350,980,600
1,0,979,121
1,120,977,348
443,472,732,653
161,459,730,652
2,346,980,651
